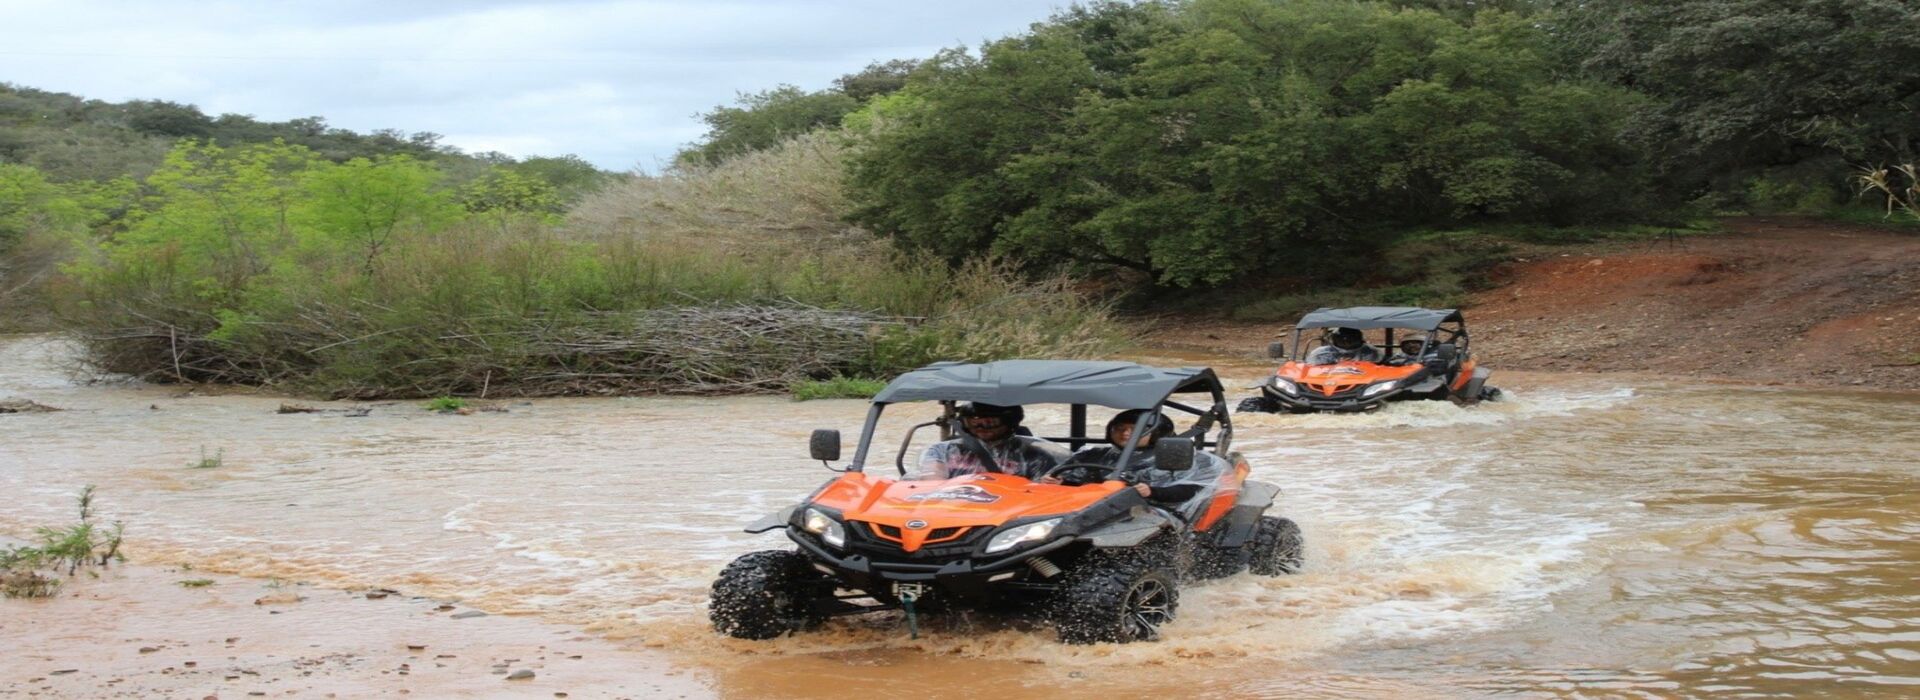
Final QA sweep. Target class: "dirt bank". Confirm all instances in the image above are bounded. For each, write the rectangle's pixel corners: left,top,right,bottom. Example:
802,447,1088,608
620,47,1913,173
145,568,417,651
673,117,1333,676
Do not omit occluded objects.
1,563,710,698
1146,217,1920,391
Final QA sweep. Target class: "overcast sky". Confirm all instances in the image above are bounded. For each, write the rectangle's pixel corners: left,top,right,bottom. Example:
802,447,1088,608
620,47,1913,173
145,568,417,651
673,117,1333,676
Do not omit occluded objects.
1,0,1064,171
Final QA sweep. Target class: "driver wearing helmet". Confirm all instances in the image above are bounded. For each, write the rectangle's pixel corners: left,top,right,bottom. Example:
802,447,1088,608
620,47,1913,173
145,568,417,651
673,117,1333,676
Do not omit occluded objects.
1305,327,1382,365
914,402,1068,480
1040,410,1210,505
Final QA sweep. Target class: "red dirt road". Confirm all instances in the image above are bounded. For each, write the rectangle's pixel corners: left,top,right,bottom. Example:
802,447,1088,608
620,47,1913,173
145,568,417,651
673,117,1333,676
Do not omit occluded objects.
1149,217,1920,390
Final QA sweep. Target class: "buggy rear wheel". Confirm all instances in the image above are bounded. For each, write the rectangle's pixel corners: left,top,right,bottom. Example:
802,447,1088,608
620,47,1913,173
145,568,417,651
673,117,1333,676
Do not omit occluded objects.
709,549,828,639
1048,551,1180,644
1249,516,1304,575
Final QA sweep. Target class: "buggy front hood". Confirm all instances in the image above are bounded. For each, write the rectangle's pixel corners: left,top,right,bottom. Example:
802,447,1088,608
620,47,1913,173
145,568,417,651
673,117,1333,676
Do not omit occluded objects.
1276,361,1421,397
809,472,1125,552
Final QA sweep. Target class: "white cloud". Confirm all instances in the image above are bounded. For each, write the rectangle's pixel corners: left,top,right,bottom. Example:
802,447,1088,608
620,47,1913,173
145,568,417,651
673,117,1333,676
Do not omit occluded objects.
0,0,1061,171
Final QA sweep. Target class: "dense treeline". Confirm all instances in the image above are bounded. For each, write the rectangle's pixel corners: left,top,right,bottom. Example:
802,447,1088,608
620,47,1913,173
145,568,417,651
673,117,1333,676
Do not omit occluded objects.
681,0,1920,289
1555,0,1920,212
0,83,612,203
0,84,618,327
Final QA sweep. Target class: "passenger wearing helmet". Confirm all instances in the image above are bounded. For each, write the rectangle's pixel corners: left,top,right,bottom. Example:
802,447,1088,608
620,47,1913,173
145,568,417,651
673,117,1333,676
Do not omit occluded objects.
1042,409,1217,506
1388,337,1432,365
1305,327,1382,365
914,402,1068,480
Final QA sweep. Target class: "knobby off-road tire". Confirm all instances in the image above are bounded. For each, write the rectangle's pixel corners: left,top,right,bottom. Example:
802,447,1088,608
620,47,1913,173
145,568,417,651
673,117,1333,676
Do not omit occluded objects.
708,549,828,640
1236,395,1279,414
1048,548,1181,644
1248,516,1304,576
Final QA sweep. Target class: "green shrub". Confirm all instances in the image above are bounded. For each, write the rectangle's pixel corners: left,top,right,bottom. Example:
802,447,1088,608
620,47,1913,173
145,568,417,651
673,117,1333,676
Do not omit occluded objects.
189,446,223,469
424,397,467,412
58,140,1128,397
791,376,888,401
2,486,124,598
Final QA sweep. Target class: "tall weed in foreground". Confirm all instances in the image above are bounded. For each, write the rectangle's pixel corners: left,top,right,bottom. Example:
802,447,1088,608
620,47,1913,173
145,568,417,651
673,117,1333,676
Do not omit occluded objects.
1857,163,1920,222
2,486,124,598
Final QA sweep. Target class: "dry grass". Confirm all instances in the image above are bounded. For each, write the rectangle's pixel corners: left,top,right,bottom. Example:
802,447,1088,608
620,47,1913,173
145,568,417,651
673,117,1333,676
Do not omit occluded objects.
569,131,862,248
1857,163,1920,221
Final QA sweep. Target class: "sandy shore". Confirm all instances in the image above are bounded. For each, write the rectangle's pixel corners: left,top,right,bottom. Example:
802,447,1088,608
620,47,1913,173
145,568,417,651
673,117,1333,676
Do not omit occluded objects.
3,563,712,698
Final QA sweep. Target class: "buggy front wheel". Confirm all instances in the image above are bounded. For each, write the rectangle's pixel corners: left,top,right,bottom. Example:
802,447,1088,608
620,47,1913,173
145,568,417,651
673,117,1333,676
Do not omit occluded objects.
708,550,828,639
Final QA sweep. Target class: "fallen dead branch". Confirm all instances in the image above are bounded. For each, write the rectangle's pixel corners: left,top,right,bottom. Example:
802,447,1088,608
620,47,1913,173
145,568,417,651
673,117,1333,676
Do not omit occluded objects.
71,302,896,399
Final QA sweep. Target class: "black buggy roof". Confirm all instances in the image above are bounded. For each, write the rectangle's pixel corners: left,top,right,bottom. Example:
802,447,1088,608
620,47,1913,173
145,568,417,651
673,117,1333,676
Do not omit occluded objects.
871,360,1221,410
1296,306,1464,331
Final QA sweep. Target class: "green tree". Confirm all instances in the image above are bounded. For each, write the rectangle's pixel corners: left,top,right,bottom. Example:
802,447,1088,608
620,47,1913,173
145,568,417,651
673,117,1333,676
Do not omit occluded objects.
847,0,1650,287
678,86,860,166
834,59,921,101
0,164,88,251
506,155,614,205
107,140,318,297
121,100,214,138
460,169,563,228
301,156,461,275
1559,0,1920,192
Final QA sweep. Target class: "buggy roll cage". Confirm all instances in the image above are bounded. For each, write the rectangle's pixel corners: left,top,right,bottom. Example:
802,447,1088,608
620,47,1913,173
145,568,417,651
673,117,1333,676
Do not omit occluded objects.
1290,306,1471,360
839,360,1234,476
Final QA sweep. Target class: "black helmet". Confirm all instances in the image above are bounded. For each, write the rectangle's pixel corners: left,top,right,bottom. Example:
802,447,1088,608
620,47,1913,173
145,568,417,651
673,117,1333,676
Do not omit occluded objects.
957,402,1024,425
1331,327,1365,350
1106,409,1173,444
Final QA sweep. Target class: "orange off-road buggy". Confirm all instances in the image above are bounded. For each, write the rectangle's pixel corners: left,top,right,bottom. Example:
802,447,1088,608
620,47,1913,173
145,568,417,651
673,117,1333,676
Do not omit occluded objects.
1238,306,1500,414
710,360,1303,644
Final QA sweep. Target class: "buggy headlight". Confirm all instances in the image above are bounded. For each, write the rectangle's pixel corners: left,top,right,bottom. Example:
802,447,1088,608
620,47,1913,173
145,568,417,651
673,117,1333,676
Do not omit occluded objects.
1271,377,1299,396
1362,380,1400,397
801,508,846,548
985,518,1062,555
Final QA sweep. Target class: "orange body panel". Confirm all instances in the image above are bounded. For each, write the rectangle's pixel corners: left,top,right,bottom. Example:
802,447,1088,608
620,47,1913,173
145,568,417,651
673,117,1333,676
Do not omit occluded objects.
1275,361,1421,397
810,473,1125,552
1191,458,1251,532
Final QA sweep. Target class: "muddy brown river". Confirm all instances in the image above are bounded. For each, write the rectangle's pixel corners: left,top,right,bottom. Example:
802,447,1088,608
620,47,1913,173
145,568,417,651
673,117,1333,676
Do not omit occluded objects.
3,335,1917,698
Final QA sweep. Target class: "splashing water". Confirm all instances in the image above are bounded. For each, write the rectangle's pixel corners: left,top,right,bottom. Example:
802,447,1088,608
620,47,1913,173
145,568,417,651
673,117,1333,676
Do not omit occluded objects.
3,336,1917,697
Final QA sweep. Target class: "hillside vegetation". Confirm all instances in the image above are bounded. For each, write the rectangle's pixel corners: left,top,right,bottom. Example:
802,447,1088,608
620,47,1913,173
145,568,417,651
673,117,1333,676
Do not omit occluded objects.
4,0,1918,396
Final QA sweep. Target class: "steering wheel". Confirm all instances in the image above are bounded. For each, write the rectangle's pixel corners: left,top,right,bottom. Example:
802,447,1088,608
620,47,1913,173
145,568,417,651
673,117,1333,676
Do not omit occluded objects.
1039,455,1122,485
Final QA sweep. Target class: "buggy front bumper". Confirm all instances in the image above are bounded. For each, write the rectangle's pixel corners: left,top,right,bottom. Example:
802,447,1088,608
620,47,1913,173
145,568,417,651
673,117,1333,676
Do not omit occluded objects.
785,528,1074,599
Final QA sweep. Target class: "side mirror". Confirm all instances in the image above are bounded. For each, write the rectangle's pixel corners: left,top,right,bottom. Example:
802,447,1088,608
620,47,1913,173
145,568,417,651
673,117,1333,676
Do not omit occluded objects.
1266,341,1288,360
809,429,841,462
1153,437,1195,472
1435,343,1458,361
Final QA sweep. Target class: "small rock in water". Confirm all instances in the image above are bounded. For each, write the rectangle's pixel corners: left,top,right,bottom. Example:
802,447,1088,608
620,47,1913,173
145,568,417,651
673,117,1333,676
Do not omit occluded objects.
0,398,61,413
139,646,160,654
506,670,535,681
